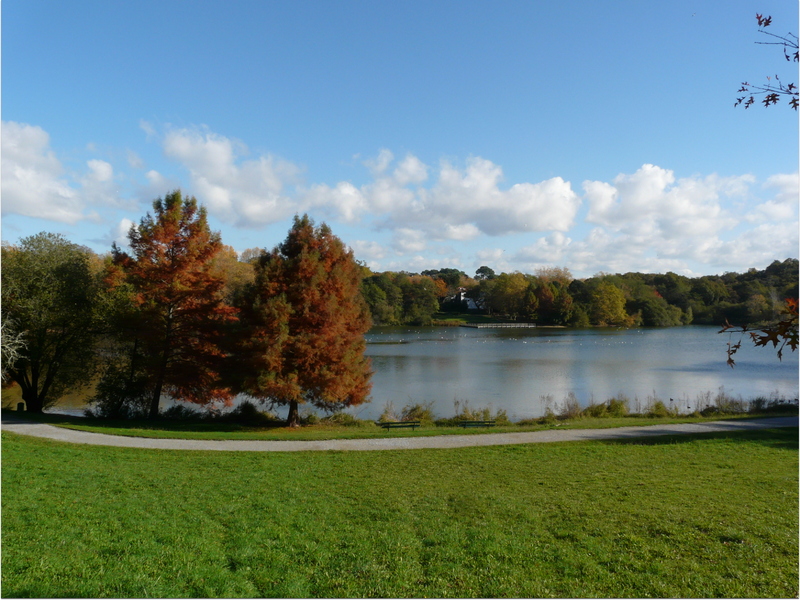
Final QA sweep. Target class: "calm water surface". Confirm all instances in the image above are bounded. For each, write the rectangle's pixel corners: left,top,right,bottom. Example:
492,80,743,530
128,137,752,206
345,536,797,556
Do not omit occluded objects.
355,325,798,421
50,326,798,420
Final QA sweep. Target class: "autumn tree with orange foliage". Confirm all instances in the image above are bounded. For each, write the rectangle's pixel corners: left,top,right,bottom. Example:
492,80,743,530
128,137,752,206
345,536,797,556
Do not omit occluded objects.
109,191,237,418
241,215,372,427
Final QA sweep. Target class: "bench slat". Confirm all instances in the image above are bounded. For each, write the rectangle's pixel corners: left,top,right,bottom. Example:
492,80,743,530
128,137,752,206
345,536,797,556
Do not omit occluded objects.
377,421,420,431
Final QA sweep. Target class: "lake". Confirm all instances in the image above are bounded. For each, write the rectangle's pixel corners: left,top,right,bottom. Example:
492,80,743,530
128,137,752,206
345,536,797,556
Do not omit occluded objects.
48,325,798,420
355,325,798,421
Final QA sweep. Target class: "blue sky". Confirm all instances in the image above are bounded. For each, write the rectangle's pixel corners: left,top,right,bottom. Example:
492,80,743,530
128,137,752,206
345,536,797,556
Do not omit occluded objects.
2,0,798,278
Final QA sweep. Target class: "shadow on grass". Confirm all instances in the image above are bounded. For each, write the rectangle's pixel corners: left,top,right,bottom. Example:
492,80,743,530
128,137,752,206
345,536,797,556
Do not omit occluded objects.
598,427,799,451
1,410,290,433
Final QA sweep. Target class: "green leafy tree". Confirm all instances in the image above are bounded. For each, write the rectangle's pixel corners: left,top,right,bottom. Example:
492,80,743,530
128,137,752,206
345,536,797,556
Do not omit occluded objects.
482,272,530,319
361,273,403,325
241,215,373,427
109,191,237,418
1,233,101,412
590,281,631,326
399,275,440,324
475,265,496,281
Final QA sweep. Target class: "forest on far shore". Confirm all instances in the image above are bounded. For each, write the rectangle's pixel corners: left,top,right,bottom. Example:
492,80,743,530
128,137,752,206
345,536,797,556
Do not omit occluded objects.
358,260,799,328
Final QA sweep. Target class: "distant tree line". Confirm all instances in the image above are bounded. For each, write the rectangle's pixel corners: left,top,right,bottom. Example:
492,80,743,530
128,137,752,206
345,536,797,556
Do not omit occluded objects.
360,260,799,329
2,189,796,420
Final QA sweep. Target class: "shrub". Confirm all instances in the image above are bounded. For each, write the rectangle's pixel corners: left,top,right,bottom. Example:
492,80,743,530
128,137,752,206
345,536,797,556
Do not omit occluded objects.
400,401,436,425
646,400,670,418
300,407,320,425
558,392,582,420
714,387,747,414
161,404,203,420
750,393,799,414
436,399,509,426
750,396,769,413
582,400,608,418
695,391,714,413
606,395,630,417
88,362,151,419
539,394,555,415
320,411,363,427
377,401,399,423
225,400,279,426
494,408,511,426
537,408,558,425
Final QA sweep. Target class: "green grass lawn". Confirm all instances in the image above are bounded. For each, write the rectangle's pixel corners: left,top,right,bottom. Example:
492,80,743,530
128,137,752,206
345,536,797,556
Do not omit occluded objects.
2,427,797,598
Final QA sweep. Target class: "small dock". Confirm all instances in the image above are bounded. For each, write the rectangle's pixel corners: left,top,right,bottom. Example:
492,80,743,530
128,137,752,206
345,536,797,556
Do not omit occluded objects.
460,323,537,329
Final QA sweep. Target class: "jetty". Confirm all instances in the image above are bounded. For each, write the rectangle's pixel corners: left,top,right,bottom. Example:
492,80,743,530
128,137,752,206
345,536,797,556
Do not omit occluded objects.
460,323,537,329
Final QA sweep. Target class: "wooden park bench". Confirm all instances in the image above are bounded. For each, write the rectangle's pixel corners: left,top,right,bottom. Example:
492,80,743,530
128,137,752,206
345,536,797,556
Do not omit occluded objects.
377,421,420,431
458,420,496,428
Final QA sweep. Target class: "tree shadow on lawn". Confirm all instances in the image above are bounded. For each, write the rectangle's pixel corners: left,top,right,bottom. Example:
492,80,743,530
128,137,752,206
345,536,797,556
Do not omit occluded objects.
598,427,799,451
1,410,287,433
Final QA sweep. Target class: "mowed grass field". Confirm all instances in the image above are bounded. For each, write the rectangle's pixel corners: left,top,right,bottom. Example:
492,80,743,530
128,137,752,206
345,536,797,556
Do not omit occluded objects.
2,428,797,598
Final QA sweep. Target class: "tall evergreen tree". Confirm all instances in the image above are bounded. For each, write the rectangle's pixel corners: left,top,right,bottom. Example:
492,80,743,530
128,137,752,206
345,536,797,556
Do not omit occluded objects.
110,191,237,418
242,215,372,427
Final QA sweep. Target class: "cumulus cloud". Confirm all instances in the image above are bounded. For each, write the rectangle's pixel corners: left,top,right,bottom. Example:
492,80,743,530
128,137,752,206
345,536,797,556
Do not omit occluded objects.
392,228,428,254
348,240,386,262
157,128,581,240
161,126,302,226
80,158,126,207
1,121,90,224
301,151,581,241
111,218,135,247
569,164,771,272
747,172,799,223
584,164,749,238
513,232,572,265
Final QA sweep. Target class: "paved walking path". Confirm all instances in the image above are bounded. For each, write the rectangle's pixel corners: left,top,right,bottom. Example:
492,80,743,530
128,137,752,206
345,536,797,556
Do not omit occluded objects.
2,415,796,452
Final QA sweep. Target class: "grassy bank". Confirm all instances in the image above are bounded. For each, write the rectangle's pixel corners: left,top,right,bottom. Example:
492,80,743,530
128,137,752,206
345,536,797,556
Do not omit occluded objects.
2,428,797,598
4,409,795,441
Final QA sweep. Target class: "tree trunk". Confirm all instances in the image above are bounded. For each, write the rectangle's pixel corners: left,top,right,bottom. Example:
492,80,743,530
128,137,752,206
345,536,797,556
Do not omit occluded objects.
286,400,300,427
148,383,162,419
21,387,43,413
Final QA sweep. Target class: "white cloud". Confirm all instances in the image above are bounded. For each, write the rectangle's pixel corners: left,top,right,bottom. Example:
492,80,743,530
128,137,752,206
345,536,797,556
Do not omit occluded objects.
112,218,135,247
305,181,369,223
513,232,572,265
1,121,86,224
584,164,749,239
161,126,302,226
393,154,428,186
363,148,394,176
310,152,582,241
348,240,386,261
571,164,773,273
392,228,428,254
748,172,799,223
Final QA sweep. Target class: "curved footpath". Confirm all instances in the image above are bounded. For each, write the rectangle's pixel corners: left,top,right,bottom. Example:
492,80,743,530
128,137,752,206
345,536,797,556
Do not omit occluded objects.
1,415,797,452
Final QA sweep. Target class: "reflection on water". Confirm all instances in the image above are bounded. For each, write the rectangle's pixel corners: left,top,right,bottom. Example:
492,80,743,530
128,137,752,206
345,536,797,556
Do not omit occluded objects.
40,325,799,420
360,326,798,421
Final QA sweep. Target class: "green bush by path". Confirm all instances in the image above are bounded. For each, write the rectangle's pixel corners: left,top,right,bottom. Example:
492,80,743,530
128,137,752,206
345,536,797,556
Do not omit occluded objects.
2,429,797,598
